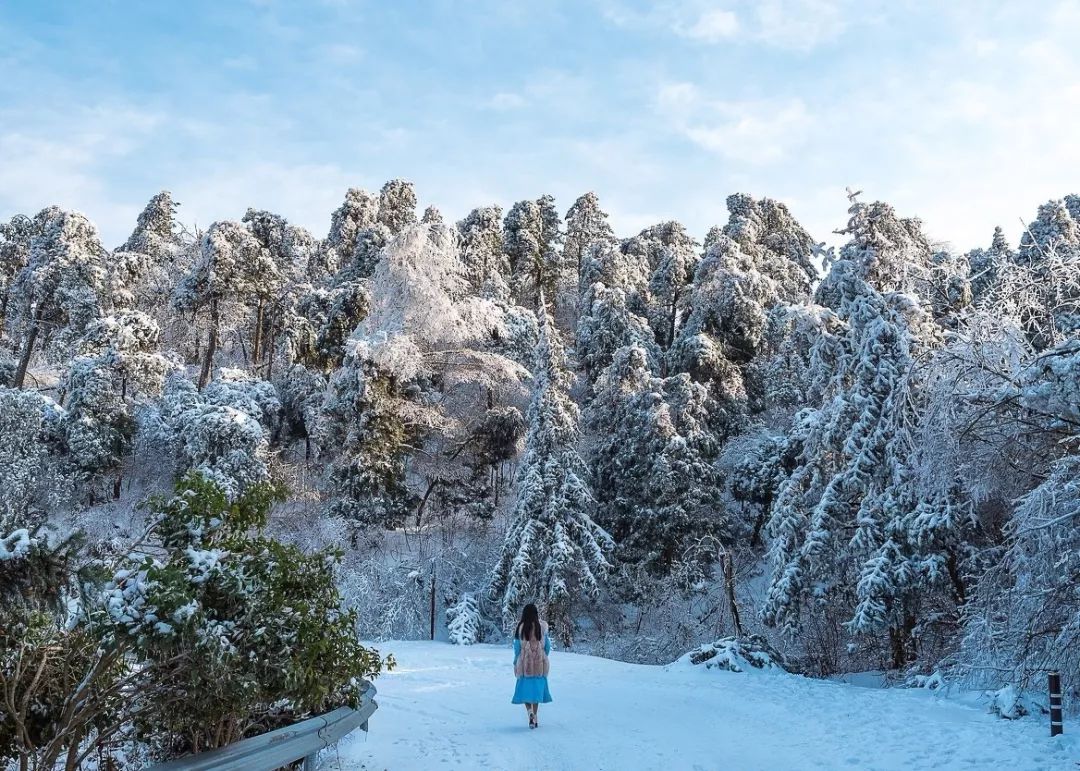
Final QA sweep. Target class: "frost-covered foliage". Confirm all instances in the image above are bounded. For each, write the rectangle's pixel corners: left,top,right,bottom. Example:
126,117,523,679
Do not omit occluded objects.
9,208,109,387
9,176,1080,736
447,592,482,645
630,221,698,352
0,387,65,529
504,195,564,310
586,345,724,573
152,371,277,498
490,305,612,643
680,635,786,673
760,196,970,671
458,205,510,300
577,283,659,385
564,192,615,286
103,475,388,756
63,312,173,495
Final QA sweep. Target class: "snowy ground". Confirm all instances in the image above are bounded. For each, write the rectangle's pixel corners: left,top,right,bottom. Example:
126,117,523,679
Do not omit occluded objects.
333,641,1077,771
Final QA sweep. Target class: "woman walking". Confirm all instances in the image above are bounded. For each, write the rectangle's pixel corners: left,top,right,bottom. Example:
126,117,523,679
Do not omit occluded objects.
512,603,552,728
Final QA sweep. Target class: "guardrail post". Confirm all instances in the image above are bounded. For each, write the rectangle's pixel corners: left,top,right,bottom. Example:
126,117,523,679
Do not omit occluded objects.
303,752,318,771
1049,671,1063,737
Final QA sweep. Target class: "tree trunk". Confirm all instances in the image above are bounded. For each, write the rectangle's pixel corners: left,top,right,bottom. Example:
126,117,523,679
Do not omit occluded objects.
252,300,264,368
198,299,219,390
722,550,743,639
13,304,45,389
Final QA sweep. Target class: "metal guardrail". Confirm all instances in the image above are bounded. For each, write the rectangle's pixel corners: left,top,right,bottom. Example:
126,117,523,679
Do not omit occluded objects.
147,684,377,771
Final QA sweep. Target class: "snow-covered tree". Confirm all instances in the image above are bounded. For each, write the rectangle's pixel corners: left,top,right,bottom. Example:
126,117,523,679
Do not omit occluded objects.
577,283,658,386
564,192,615,284
113,191,186,308
586,345,724,573
377,178,418,234
458,205,510,300
0,387,65,530
503,196,564,310
760,198,960,668
490,303,612,643
152,371,278,498
315,187,379,279
446,592,482,645
320,223,526,527
420,204,443,225
967,226,1012,303
173,220,279,388
622,221,697,353
62,311,172,497
242,208,314,373
9,209,108,388
0,213,44,338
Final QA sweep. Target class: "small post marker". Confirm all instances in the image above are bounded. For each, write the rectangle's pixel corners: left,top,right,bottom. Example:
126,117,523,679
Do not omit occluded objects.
1049,671,1063,737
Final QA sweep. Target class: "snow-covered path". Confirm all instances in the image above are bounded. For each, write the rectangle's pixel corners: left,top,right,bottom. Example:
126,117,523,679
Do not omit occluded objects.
336,641,1076,771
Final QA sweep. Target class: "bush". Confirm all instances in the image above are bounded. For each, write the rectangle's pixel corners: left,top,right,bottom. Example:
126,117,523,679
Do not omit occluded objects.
1,535,133,771
679,635,787,673
104,474,391,757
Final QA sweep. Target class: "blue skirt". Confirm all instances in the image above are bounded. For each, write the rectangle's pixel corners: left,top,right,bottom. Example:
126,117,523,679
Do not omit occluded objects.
511,675,552,704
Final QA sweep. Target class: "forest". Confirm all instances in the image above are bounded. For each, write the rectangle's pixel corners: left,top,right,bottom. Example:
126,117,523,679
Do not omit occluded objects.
2,180,1079,765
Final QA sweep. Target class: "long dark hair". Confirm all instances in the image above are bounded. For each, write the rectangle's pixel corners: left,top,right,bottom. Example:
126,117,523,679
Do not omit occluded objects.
516,603,542,641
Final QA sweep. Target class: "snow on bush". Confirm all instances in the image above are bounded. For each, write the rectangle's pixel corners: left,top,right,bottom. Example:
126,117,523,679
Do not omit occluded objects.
987,685,1031,720
446,592,481,645
677,635,786,674
0,529,34,561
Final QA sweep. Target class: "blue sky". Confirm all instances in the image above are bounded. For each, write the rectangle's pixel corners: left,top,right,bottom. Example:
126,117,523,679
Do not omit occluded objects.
1,0,1078,251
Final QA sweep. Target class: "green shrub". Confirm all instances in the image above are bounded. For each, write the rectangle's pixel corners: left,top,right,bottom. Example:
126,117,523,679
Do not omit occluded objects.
105,474,390,756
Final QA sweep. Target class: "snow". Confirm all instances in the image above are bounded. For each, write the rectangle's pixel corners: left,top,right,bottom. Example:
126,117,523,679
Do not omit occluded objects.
0,528,33,560
335,641,1076,771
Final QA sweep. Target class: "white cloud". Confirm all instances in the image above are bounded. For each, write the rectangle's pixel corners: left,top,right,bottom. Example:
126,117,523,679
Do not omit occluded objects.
676,9,739,42
753,0,847,51
657,82,811,163
600,0,854,50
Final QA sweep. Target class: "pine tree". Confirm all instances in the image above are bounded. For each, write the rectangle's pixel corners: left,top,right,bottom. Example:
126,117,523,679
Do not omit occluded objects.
760,200,950,667
173,220,280,388
586,345,724,573
503,196,564,310
10,209,109,388
564,192,615,285
153,371,279,498
62,311,171,497
458,205,511,300
0,387,65,530
0,212,49,338
490,302,611,643
622,222,698,353
242,208,314,373
576,283,658,387
968,226,1012,302
377,178,419,234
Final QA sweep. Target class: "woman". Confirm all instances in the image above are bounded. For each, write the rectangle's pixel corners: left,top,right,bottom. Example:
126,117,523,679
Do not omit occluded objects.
511,603,552,729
